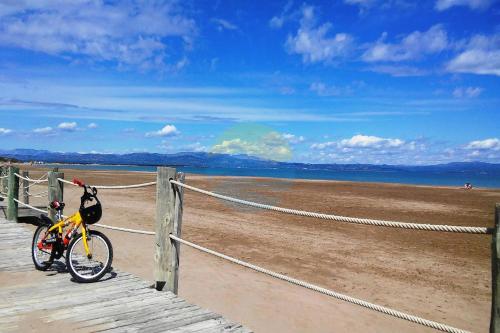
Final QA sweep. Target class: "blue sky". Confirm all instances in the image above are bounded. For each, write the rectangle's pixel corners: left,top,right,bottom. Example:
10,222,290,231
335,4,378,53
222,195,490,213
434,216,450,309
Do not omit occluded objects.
0,0,499,165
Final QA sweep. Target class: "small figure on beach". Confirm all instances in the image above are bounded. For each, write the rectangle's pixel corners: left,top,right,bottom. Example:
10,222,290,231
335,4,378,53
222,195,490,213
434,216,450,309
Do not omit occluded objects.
463,182,473,190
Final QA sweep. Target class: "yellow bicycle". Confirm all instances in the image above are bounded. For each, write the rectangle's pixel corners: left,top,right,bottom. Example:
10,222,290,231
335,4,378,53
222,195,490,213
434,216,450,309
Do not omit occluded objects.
32,178,113,282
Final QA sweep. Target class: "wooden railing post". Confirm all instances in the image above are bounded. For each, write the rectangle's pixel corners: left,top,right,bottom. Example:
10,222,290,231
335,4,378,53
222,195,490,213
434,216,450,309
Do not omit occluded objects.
6,166,19,222
47,170,64,222
154,167,184,293
492,204,500,333
22,171,29,204
1,166,7,195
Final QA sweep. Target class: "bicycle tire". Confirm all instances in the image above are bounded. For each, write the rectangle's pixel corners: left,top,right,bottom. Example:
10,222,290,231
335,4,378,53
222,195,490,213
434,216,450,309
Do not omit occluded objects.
32,225,55,271
66,230,113,283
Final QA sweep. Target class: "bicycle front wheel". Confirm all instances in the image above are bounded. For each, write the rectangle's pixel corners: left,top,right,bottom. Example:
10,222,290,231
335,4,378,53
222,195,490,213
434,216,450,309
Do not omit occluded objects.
32,225,55,271
66,230,113,282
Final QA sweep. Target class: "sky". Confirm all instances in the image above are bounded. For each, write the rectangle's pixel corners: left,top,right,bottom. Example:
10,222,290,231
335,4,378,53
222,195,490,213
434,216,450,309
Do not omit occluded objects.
0,0,499,165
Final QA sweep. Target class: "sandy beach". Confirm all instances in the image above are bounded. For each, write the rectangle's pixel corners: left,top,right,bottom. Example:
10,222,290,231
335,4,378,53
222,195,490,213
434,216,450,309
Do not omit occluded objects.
18,166,500,332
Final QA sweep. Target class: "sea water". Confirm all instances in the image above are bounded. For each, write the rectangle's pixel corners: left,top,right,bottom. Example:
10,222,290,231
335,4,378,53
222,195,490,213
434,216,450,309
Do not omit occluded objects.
35,164,500,189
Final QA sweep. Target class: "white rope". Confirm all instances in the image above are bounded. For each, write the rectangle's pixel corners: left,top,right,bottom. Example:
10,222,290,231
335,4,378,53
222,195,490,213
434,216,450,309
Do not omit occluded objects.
57,178,156,189
0,175,7,179
170,234,470,333
31,173,49,182
14,173,48,183
25,190,48,198
170,180,490,234
93,223,155,235
13,199,47,214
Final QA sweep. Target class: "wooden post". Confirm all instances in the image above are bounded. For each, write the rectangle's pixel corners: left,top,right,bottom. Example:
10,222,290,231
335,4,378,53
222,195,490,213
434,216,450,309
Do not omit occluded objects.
6,166,19,222
1,166,7,195
154,167,184,293
492,204,500,333
47,171,64,222
22,171,29,204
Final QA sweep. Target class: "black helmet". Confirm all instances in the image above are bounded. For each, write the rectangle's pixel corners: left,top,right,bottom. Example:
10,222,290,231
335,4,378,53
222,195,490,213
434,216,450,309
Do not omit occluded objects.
80,202,102,225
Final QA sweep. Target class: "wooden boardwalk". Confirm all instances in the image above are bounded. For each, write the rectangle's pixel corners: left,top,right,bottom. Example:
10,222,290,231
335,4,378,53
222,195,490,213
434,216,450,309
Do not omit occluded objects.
0,202,46,219
0,218,251,332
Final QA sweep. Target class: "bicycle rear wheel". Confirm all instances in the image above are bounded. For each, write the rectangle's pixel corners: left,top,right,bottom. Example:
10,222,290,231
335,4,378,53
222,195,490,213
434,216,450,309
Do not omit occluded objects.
32,225,55,271
66,230,113,282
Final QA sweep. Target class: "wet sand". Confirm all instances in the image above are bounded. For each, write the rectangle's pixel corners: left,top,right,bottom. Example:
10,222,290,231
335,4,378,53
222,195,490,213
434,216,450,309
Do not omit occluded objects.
19,166,500,332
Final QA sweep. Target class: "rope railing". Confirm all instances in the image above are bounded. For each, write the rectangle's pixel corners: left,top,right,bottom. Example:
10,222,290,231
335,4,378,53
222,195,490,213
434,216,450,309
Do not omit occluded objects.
94,223,155,235
57,178,156,190
14,173,48,183
25,190,48,198
13,199,47,214
169,234,469,333
170,180,491,234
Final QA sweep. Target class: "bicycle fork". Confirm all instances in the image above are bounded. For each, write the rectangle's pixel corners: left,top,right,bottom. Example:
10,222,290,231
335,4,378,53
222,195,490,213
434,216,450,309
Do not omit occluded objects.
81,225,92,259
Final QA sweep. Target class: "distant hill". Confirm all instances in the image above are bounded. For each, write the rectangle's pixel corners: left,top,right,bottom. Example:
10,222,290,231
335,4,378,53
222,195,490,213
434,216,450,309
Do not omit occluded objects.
0,155,20,163
0,148,499,173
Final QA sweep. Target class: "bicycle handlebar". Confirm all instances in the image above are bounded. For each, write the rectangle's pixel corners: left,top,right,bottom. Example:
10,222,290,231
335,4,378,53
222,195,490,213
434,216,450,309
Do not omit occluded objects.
73,178,85,187
75,178,99,208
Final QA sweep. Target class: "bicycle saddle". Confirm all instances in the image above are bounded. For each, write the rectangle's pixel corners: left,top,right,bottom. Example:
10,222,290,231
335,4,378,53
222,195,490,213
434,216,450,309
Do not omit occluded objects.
50,200,65,210
39,214,53,226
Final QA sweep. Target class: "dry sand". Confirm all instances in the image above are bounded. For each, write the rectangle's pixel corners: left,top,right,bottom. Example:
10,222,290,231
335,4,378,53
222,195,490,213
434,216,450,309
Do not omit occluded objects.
19,166,500,332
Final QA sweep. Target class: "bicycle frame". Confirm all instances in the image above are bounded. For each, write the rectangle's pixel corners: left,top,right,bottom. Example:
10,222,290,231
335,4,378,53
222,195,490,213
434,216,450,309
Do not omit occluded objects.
46,211,91,256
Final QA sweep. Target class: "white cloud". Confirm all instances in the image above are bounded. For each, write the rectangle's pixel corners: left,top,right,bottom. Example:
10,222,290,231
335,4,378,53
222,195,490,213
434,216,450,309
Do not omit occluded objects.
87,122,98,129
269,16,286,29
185,142,207,152
339,134,405,148
0,1,195,70
211,132,292,161
362,25,448,62
57,122,77,131
344,0,376,5
146,124,179,137
435,0,494,11
311,135,405,150
446,33,500,76
285,6,353,64
33,126,53,134
452,86,483,98
282,133,305,144
307,135,430,164
368,65,429,76
465,138,500,150
310,82,347,96
269,0,294,29
311,141,337,150
0,128,12,135
212,18,238,31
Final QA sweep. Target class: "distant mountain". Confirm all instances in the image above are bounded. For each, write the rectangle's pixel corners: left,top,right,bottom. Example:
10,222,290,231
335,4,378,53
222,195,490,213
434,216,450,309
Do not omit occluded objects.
0,156,20,163
1,148,499,173
0,149,279,169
